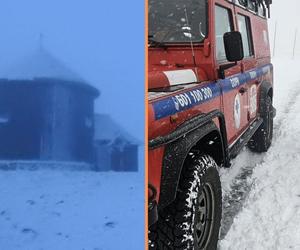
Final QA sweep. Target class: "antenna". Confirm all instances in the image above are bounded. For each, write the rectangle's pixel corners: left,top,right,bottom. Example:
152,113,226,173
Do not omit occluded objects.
184,7,197,68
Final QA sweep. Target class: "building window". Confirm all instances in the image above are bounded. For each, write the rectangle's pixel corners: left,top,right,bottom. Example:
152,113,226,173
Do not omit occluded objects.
0,114,10,125
215,5,233,62
237,14,254,58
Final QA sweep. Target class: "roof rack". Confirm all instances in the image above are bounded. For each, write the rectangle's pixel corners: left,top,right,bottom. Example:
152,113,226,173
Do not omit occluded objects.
232,0,272,18
263,0,272,18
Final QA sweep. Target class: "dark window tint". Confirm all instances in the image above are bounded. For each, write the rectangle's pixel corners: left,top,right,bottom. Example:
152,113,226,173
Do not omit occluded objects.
237,14,254,57
215,5,233,62
149,0,208,43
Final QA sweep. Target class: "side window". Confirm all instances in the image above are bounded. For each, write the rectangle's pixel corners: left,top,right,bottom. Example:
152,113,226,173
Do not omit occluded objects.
215,6,233,62
237,14,254,57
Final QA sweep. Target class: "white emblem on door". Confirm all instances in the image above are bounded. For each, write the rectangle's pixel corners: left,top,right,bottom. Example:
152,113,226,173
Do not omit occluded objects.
234,94,241,129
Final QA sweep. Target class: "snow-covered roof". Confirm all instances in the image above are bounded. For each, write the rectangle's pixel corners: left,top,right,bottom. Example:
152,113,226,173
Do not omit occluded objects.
94,114,139,145
0,48,84,82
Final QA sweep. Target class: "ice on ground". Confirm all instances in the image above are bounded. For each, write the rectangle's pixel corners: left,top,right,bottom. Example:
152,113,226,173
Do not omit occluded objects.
219,57,300,249
0,170,144,250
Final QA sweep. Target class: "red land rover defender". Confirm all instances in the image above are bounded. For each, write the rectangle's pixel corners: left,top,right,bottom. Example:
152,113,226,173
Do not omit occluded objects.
148,0,274,249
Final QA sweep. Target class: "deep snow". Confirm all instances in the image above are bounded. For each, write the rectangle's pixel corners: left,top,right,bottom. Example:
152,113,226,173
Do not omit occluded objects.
219,56,300,249
0,170,144,250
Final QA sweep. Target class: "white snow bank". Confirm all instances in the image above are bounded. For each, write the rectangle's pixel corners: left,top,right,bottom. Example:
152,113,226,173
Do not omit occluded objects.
219,57,300,249
0,170,144,250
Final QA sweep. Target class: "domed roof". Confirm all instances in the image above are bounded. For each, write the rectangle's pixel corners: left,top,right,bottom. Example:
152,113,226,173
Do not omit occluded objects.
0,48,84,82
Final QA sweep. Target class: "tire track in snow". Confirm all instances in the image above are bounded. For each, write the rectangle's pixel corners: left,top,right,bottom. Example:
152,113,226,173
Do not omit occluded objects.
220,152,264,239
273,84,300,137
220,82,300,240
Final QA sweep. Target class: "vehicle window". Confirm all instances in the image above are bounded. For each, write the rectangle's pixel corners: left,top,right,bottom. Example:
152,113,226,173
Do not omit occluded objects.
215,5,233,62
149,0,208,44
237,14,254,57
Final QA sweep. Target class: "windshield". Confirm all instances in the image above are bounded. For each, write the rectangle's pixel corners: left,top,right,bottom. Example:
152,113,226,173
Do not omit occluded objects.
149,0,208,44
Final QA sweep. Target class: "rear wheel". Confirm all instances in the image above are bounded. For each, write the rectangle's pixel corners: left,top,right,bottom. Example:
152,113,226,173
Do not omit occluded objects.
248,95,273,152
149,154,222,250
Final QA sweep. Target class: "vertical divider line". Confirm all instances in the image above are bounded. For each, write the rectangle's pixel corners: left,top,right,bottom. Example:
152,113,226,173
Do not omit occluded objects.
145,0,149,249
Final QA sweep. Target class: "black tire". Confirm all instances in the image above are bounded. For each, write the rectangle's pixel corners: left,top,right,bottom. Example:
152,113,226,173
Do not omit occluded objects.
149,154,222,250
248,95,273,152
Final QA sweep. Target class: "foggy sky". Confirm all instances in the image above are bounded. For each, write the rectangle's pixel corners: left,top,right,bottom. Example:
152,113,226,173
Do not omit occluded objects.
269,0,300,57
0,0,144,140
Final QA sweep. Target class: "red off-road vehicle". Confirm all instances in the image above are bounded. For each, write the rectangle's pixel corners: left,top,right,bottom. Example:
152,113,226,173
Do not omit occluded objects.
148,0,274,249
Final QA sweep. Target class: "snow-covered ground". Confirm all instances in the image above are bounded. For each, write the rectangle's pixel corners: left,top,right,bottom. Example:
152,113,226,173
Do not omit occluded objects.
0,170,144,250
219,56,300,249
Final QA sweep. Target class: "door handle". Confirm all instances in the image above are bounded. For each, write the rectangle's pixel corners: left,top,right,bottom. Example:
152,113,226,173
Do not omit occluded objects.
239,87,247,95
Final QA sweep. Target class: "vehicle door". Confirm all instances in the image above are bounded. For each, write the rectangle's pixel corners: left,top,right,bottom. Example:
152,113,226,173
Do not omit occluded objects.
236,12,258,123
214,3,249,145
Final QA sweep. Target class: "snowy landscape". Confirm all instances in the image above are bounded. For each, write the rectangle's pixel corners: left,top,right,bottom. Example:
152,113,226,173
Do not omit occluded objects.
0,1,144,249
1,0,300,249
219,56,300,249
0,170,144,250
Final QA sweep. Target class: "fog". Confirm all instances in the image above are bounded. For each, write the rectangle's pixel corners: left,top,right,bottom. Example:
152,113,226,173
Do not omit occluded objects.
0,0,144,141
269,0,300,58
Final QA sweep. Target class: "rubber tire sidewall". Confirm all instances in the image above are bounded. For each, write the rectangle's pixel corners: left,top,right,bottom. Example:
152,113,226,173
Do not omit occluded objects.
149,154,222,250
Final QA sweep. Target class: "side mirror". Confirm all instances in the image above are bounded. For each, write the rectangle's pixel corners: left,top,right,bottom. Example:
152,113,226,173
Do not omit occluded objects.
223,31,244,62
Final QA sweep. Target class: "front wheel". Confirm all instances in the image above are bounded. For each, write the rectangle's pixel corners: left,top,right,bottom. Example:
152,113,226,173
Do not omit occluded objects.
149,154,222,250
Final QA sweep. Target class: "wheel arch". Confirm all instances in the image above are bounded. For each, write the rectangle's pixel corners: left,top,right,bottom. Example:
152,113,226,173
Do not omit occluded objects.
260,81,273,103
158,121,225,209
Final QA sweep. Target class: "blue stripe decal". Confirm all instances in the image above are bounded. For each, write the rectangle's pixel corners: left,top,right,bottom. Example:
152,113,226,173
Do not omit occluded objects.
152,64,272,120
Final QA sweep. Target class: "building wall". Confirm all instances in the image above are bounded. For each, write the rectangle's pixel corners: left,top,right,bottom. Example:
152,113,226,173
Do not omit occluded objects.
95,144,111,171
0,81,51,160
0,79,96,163
95,143,138,172
111,144,139,171
123,145,138,171
51,83,95,163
